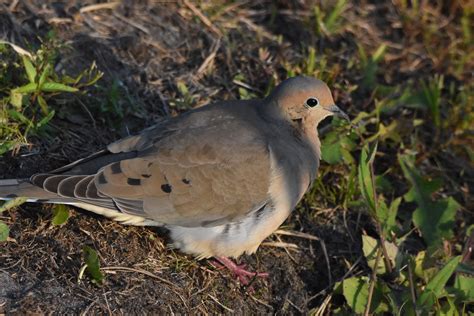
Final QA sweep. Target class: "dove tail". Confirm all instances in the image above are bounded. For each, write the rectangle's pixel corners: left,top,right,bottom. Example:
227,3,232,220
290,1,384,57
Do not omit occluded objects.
0,178,69,203
0,178,162,226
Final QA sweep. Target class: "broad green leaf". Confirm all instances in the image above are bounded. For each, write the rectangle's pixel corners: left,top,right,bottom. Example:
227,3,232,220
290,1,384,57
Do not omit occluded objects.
22,55,37,83
413,198,459,247
362,235,385,274
0,197,27,213
342,276,383,314
362,235,399,275
83,246,104,284
414,251,438,283
453,274,474,302
41,82,79,93
417,255,461,308
321,132,343,164
51,204,69,226
0,221,9,241
399,154,459,246
321,130,356,165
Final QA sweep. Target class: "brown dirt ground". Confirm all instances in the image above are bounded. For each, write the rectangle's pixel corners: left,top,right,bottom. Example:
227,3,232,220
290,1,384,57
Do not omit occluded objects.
0,1,471,315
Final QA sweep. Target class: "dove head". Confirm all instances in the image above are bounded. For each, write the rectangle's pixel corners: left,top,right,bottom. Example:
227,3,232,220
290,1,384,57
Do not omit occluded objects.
266,76,348,126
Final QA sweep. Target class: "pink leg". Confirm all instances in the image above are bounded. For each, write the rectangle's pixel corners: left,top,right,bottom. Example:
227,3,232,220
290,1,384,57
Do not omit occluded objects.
211,256,269,285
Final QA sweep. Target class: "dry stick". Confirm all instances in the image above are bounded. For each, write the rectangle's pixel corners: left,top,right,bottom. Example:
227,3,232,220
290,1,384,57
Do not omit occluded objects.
79,2,119,13
101,266,175,287
364,247,382,316
196,38,221,78
183,0,223,38
369,160,393,274
407,259,420,316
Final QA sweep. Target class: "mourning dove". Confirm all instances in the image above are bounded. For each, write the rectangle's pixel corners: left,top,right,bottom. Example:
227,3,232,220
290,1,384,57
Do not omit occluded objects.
0,76,348,277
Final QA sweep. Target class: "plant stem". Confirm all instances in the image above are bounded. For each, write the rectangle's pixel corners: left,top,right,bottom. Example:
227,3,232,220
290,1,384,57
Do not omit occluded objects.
369,159,393,274
365,247,382,316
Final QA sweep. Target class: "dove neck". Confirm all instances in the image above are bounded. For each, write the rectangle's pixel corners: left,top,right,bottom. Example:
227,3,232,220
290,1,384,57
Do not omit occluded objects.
260,98,322,161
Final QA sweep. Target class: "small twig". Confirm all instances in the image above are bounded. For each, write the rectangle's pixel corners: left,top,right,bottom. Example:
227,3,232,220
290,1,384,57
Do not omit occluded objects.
79,2,119,13
260,241,299,250
365,247,382,316
313,295,332,316
102,290,112,316
207,294,234,313
276,234,297,263
232,79,261,93
113,12,150,34
319,238,333,286
249,294,272,309
101,266,175,287
407,258,420,316
286,298,304,313
183,0,223,38
274,229,320,241
196,38,221,78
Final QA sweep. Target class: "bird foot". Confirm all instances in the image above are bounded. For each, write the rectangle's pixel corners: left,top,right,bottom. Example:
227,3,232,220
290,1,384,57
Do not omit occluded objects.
211,256,269,286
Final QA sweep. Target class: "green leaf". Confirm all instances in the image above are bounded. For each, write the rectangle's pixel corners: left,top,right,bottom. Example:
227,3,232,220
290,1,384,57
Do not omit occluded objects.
36,110,55,129
362,235,399,275
0,221,9,241
321,130,356,165
417,255,462,308
37,95,49,115
51,204,69,226
372,44,387,63
14,82,38,94
453,274,474,302
357,143,377,213
342,276,383,314
22,55,37,83
0,197,27,213
7,110,32,126
399,154,459,246
40,82,79,93
440,297,460,316
83,246,104,284
38,63,51,88
377,197,401,238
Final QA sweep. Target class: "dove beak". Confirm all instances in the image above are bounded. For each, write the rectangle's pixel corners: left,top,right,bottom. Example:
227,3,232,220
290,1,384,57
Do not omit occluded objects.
329,105,350,122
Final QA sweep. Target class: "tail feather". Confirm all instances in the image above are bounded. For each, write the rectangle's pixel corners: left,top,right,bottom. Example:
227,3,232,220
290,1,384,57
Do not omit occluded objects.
0,178,72,203
0,178,161,226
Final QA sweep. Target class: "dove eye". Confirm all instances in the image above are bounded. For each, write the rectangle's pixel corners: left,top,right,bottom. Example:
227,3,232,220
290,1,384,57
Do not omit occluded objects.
306,97,319,108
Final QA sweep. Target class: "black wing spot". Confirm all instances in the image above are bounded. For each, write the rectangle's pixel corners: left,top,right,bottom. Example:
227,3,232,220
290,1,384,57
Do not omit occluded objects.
161,184,172,193
98,173,107,184
182,178,191,184
127,178,141,186
222,224,231,235
110,162,122,174
142,174,151,178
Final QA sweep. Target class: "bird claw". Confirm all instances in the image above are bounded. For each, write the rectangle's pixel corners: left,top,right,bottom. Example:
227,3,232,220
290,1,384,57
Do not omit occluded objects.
211,256,268,286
